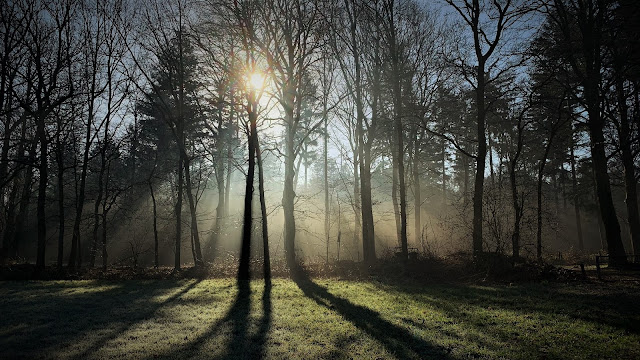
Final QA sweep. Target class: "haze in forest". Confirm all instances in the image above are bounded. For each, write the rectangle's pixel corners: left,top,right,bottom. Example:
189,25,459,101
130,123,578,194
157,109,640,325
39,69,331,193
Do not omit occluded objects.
1,0,639,273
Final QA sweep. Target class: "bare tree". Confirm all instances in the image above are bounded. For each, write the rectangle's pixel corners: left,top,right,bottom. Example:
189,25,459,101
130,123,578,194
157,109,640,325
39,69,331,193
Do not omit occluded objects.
444,0,527,257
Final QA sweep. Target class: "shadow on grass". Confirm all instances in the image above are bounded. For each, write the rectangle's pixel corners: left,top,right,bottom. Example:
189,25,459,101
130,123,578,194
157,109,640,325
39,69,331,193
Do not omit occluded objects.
0,279,202,359
150,279,272,360
292,270,452,359
376,281,640,335
72,279,203,360
217,280,272,359
221,279,272,359
363,280,640,359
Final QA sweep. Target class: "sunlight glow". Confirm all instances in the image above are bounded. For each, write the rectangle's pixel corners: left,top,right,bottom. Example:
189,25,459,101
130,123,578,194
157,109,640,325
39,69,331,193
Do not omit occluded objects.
248,72,265,92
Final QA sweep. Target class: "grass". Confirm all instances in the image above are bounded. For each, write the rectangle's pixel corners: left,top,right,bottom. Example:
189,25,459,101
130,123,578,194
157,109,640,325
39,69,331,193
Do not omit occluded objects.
1,276,639,359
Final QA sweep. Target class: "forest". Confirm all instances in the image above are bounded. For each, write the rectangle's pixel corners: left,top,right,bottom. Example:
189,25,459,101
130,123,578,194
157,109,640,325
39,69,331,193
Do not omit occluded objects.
1,0,639,272
2,0,640,359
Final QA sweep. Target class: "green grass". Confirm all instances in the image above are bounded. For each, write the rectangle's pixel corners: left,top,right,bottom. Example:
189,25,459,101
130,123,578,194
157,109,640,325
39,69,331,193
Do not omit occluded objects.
1,277,639,359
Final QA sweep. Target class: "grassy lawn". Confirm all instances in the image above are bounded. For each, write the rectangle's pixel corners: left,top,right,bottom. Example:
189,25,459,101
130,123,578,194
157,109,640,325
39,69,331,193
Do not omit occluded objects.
1,277,639,359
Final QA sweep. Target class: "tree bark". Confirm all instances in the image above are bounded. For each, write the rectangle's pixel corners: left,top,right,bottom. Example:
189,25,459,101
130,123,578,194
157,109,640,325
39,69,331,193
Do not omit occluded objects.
239,103,258,280
55,137,64,270
388,3,408,261
472,61,487,257
462,151,470,208
214,95,226,255
442,132,446,204
89,149,106,268
101,212,107,271
149,182,159,268
616,77,640,257
175,156,183,271
509,117,524,259
183,157,203,266
256,137,270,283
414,152,421,249
68,120,91,270
35,113,48,271
589,121,626,263
283,85,297,269
537,139,554,262
510,163,521,259
353,152,361,259
324,102,330,265
570,130,584,251
12,139,35,259
392,151,401,245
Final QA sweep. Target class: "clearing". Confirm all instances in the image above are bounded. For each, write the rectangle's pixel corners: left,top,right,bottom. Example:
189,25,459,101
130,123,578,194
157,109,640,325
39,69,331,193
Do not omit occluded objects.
1,277,639,359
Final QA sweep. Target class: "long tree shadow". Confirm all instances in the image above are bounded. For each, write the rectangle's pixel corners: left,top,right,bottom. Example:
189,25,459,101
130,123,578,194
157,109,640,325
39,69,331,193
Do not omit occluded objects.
217,280,252,359
376,281,640,335
0,280,202,359
217,280,272,359
151,280,272,359
251,281,272,358
292,271,452,359
72,279,203,360
365,281,640,358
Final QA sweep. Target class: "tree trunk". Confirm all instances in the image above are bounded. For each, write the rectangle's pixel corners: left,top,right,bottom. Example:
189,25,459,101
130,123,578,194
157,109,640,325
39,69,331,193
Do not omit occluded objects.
304,158,308,190
225,81,234,217
68,128,90,270
175,156,183,271
442,135,446,204
510,116,524,260
510,162,521,259
12,140,35,259
100,158,111,272
589,121,626,264
239,106,257,280
101,212,107,271
537,140,553,262
36,114,47,271
488,134,495,186
593,193,605,252
293,151,303,194
346,0,374,264
324,105,330,265
3,118,29,259
56,142,64,270
89,150,106,268
360,142,376,264
225,147,232,217
256,137,270,284
183,157,203,266
391,152,401,245
283,130,296,268
389,7,408,261
414,156,421,249
215,171,225,241
570,131,584,251
559,0,626,264
69,99,98,270
353,153,361,259
150,182,159,268
616,77,640,257
472,64,487,257
462,151,469,208
2,180,19,261
214,97,226,256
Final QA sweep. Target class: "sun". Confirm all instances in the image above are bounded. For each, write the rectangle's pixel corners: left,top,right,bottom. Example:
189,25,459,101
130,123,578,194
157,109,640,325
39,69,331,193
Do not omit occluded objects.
248,72,265,91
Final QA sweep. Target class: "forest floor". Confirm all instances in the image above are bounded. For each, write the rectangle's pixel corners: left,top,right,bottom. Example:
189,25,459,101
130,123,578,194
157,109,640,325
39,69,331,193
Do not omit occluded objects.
1,273,639,359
